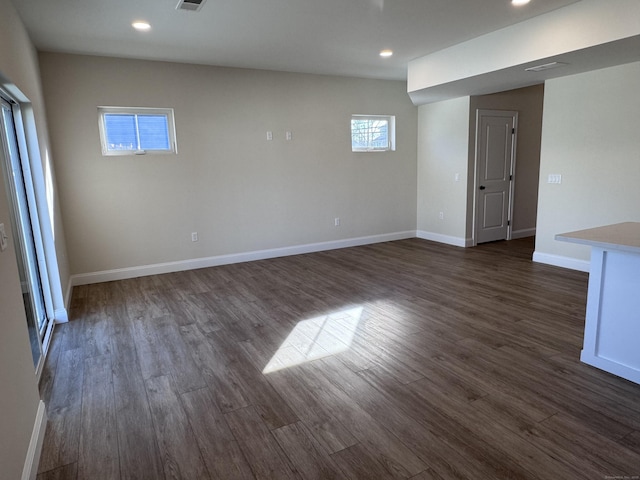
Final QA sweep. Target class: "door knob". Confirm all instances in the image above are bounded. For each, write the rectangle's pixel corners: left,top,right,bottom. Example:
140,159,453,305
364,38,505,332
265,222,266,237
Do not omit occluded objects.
479,185,486,190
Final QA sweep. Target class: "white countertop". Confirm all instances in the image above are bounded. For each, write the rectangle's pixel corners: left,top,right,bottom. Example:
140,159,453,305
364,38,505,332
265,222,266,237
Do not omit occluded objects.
556,222,640,254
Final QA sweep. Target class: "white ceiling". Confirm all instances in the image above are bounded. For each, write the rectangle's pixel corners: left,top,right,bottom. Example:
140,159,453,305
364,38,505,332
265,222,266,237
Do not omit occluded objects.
11,0,580,81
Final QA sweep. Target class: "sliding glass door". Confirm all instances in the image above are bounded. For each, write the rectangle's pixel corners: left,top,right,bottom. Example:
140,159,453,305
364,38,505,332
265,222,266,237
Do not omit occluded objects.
0,95,47,369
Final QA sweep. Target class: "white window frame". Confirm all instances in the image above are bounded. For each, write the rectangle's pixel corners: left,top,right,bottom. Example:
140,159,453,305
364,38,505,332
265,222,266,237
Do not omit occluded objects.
350,114,396,153
98,106,177,156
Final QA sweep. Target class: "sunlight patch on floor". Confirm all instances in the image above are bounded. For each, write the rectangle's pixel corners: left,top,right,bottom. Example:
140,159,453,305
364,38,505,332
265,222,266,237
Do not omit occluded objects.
262,306,363,374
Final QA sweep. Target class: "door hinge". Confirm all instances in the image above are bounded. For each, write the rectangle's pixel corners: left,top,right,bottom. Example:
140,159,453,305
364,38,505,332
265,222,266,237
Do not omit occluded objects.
507,220,511,226
512,128,515,134
510,174,513,180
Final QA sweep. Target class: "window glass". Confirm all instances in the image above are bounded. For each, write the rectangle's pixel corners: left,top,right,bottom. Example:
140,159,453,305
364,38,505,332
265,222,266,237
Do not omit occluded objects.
98,107,176,155
104,114,137,151
351,115,395,152
138,115,170,150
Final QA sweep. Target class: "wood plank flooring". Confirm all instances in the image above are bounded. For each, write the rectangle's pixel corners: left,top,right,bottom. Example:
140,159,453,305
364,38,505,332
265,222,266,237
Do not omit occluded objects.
36,237,640,479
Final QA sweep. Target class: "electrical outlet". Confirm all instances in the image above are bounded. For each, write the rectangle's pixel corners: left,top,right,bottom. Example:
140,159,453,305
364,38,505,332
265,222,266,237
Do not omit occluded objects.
191,232,198,242
334,217,340,227
286,131,292,141
439,212,444,220
266,131,273,141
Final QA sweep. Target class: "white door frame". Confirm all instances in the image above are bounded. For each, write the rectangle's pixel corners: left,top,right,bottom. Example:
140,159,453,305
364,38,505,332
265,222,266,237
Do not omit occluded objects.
472,109,518,246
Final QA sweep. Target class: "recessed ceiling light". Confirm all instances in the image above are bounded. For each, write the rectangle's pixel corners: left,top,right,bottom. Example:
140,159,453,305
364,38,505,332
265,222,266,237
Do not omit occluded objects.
512,0,531,5
379,49,393,58
132,21,151,31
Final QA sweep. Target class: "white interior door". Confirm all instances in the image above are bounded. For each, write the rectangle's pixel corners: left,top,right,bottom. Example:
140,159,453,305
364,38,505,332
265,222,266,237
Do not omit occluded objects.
474,109,517,244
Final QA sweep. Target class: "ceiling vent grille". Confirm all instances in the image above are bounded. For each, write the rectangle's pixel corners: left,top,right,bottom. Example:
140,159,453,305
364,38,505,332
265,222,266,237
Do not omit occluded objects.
176,0,206,12
524,62,567,72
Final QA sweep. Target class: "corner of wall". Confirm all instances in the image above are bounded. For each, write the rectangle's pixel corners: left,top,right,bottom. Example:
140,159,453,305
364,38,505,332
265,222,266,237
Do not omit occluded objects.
21,400,47,480
532,250,590,272
417,96,471,241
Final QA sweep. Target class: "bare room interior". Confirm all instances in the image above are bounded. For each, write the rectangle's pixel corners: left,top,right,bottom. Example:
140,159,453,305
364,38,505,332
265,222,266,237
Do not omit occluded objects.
2,0,640,478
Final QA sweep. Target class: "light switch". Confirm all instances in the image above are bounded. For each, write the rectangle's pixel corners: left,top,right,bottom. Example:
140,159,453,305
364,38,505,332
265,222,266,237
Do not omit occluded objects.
0,223,8,251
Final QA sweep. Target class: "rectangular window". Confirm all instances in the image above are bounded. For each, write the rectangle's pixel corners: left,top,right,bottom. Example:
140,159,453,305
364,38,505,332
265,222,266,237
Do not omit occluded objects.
98,106,177,156
351,115,395,152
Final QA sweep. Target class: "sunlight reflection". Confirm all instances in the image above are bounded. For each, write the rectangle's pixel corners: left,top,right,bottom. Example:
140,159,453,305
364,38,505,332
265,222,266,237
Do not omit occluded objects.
44,150,55,240
262,306,363,374
373,0,384,11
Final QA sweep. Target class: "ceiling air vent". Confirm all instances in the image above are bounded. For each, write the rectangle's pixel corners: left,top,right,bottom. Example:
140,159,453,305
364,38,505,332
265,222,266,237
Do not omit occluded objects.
176,0,206,12
524,62,567,73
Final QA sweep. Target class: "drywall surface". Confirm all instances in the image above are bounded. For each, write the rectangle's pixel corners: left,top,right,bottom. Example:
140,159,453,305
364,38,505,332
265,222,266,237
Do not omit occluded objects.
0,3,70,308
408,0,640,95
0,0,49,477
417,96,470,243
535,62,640,265
39,53,418,276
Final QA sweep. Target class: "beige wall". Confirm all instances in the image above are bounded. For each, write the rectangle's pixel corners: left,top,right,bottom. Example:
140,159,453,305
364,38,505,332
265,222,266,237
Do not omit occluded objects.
39,53,418,276
0,8,69,303
0,0,53,477
416,86,543,246
470,84,544,237
416,96,470,244
535,61,640,268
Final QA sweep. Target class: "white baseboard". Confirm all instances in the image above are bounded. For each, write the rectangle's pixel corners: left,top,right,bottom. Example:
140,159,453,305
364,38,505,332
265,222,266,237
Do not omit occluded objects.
70,231,417,286
532,251,590,272
22,400,47,480
54,308,68,324
416,230,470,248
511,227,536,239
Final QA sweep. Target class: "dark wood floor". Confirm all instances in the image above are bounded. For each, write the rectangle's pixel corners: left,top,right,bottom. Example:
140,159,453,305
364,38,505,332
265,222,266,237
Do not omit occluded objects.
37,237,640,479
